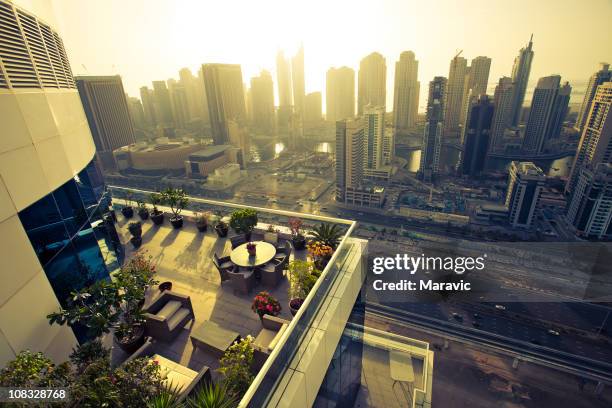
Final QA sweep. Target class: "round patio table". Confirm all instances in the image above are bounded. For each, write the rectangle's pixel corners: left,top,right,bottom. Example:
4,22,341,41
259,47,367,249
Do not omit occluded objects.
230,241,277,268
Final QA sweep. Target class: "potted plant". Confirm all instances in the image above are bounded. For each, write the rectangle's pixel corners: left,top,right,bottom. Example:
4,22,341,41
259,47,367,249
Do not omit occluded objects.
121,191,134,219
264,224,279,245
186,381,238,408
229,208,258,240
128,221,143,248
287,260,317,316
158,281,172,292
288,217,306,250
218,336,255,397
47,253,158,353
246,242,257,257
251,291,281,323
195,211,210,232
161,188,189,229
307,241,334,270
214,215,229,237
149,192,165,226
309,223,344,249
137,200,149,220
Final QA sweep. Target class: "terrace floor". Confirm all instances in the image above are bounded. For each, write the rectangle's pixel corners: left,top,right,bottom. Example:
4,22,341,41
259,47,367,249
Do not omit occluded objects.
110,213,303,381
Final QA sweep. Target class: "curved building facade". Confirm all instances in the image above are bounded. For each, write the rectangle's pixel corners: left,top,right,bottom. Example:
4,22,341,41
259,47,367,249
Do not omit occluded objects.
0,0,114,365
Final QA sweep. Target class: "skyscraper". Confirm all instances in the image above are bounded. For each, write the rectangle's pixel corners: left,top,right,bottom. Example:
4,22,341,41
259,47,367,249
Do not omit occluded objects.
0,0,113,365
566,82,612,195
276,51,293,129
152,80,174,126
393,51,420,133
140,86,157,127
509,35,535,126
76,76,136,170
522,75,570,154
505,161,545,228
489,77,515,152
566,163,612,239
575,63,611,132
202,63,247,145
461,95,495,177
167,79,189,129
421,77,447,181
466,56,491,98
250,70,275,133
291,45,305,116
358,52,386,115
127,96,145,129
336,119,365,202
443,55,468,135
363,105,385,170
179,67,206,122
326,67,355,122
304,92,322,124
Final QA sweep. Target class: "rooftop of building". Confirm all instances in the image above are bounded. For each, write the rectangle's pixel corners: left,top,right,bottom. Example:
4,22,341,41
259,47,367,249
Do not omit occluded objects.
189,145,234,160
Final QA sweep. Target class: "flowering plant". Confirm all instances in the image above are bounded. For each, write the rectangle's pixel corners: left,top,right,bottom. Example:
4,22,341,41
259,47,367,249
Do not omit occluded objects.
219,335,254,396
251,291,281,318
287,217,303,237
307,241,333,259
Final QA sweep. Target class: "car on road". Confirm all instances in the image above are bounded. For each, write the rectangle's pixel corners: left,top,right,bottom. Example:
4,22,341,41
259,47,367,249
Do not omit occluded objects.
495,304,506,311
452,313,463,321
529,338,541,345
472,321,481,328
547,329,560,336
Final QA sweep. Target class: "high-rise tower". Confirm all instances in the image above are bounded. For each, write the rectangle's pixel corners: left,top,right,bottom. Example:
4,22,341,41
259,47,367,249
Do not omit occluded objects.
489,77,515,152
393,51,420,133
443,55,468,135
358,52,386,115
566,82,612,195
291,45,305,117
202,63,247,145
461,95,495,177
76,76,136,170
250,70,275,133
326,67,355,122
421,77,447,181
509,35,535,126
522,75,570,154
575,63,611,132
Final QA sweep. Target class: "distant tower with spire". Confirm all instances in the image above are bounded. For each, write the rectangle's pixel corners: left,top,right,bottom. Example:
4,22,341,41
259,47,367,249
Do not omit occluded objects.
509,35,535,126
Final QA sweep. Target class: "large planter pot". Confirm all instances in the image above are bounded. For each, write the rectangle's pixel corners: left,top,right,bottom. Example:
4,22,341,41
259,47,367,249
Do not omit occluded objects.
215,223,228,237
130,236,142,249
289,298,304,316
292,235,306,250
138,209,150,220
121,206,134,219
159,281,172,292
115,325,145,354
196,222,208,232
151,211,164,225
170,216,183,229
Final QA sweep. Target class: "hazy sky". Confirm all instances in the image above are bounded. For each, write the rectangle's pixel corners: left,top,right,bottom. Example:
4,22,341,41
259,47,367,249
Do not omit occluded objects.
17,0,612,112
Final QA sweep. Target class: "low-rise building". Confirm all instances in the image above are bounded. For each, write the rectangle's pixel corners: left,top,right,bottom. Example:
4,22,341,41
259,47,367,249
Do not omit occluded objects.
185,145,244,178
207,163,243,189
114,141,204,172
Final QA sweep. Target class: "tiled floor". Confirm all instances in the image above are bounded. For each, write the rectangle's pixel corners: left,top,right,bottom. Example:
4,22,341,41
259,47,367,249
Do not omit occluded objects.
112,215,303,380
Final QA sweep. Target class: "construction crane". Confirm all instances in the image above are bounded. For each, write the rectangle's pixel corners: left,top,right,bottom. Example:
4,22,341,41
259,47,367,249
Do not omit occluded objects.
454,49,463,59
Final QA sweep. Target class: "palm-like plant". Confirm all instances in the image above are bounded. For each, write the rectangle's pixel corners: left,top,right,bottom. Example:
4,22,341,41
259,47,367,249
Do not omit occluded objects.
146,383,183,408
308,223,343,249
186,382,238,408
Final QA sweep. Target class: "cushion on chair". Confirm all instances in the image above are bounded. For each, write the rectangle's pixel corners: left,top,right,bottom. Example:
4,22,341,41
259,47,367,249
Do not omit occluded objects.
156,300,182,320
268,323,288,351
167,308,191,331
150,354,198,393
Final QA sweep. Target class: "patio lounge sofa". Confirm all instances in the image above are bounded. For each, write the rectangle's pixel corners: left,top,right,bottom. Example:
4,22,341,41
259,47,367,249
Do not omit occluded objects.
143,290,194,342
126,337,211,401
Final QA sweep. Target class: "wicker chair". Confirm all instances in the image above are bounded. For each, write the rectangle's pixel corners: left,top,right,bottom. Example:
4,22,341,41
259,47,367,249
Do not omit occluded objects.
213,254,233,285
253,315,291,370
143,291,194,342
230,234,247,249
259,260,285,288
228,270,255,295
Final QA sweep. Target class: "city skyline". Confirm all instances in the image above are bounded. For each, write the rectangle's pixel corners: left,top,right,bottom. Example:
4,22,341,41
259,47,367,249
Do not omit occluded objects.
20,0,611,112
